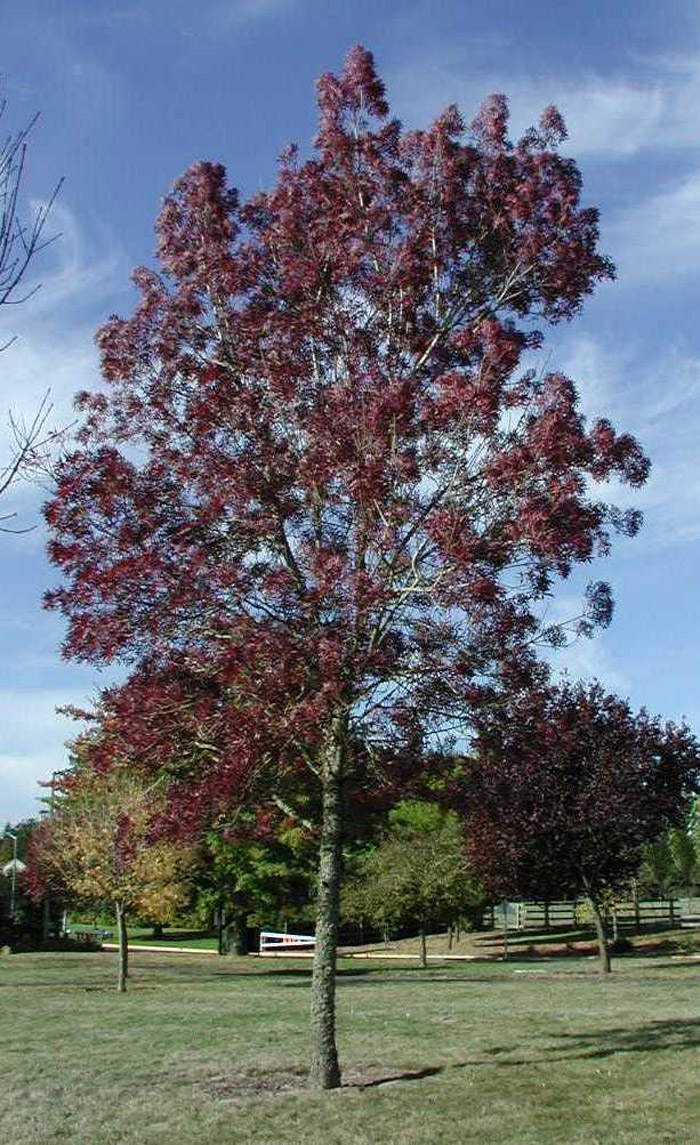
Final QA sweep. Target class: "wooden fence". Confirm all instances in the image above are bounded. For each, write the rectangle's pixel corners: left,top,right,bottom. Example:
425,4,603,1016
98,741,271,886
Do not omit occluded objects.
488,898,700,931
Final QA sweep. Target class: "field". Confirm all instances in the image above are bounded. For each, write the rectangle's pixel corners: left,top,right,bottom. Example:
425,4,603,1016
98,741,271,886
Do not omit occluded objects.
3,941,700,1144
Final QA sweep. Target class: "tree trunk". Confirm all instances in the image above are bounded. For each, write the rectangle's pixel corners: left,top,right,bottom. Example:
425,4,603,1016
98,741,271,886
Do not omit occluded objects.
42,897,51,945
230,911,249,956
543,900,550,931
310,738,344,1090
633,878,641,933
152,922,164,939
116,903,128,992
587,895,611,974
456,916,461,943
217,913,229,955
447,921,454,950
611,906,619,945
419,924,427,968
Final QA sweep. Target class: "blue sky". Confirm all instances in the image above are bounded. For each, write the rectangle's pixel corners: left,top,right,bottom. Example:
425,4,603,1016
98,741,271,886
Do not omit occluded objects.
2,0,700,822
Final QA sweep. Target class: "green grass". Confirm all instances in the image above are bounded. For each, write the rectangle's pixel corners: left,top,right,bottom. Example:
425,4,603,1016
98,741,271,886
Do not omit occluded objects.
123,928,220,951
3,946,700,1143
68,923,220,951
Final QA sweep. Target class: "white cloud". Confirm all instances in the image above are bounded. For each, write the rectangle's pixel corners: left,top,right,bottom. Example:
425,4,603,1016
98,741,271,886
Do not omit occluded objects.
389,49,700,160
0,198,127,530
208,0,296,32
551,635,631,696
559,335,700,549
0,201,126,827
0,689,92,823
606,168,700,283
539,592,631,694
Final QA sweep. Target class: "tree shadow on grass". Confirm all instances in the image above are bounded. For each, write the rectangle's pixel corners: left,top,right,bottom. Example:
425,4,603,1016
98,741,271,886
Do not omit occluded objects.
545,1017,700,1060
196,1062,446,1100
197,1016,700,1102
478,1016,700,1067
346,1065,443,1089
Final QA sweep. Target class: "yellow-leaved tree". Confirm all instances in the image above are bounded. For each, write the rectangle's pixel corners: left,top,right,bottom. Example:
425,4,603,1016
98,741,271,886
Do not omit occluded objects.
34,762,198,991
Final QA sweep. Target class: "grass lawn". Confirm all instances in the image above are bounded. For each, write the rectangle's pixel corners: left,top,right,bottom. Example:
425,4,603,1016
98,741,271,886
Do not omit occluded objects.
3,946,700,1143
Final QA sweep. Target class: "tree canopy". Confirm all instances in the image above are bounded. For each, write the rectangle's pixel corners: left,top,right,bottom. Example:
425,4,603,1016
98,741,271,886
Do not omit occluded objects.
342,801,485,965
460,681,700,972
27,754,198,990
43,46,648,1084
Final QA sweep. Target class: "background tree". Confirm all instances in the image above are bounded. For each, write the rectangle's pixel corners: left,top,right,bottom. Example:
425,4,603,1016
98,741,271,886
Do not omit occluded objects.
1,818,38,942
0,96,62,527
45,47,648,1086
191,819,317,954
342,801,486,965
637,836,678,899
638,824,698,898
29,761,198,991
461,681,700,974
670,825,699,895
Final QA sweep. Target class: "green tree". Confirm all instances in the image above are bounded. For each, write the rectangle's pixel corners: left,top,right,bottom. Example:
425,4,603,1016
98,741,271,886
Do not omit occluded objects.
342,802,485,966
639,820,698,899
668,827,697,895
191,822,317,954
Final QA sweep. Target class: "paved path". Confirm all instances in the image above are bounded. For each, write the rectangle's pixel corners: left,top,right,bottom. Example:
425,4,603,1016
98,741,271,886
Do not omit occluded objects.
102,942,482,961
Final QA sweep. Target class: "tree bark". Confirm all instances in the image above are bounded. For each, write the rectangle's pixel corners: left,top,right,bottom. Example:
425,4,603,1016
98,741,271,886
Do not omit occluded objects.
310,735,344,1090
116,903,128,992
42,897,51,945
152,922,164,939
217,912,229,955
447,921,454,950
419,924,427,968
587,895,611,974
230,910,249,955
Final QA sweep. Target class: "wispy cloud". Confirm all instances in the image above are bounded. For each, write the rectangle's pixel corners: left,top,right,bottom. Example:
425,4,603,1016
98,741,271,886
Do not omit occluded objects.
559,335,700,549
540,592,631,695
0,198,127,529
606,168,700,283
0,688,91,822
389,48,700,159
208,0,298,32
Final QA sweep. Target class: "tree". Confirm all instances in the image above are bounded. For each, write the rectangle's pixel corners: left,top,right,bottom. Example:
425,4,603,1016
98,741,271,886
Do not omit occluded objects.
461,681,700,974
27,761,198,991
342,801,485,965
1,818,37,940
0,97,62,528
191,820,318,954
638,823,697,898
671,824,699,894
638,835,678,899
44,46,648,1085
